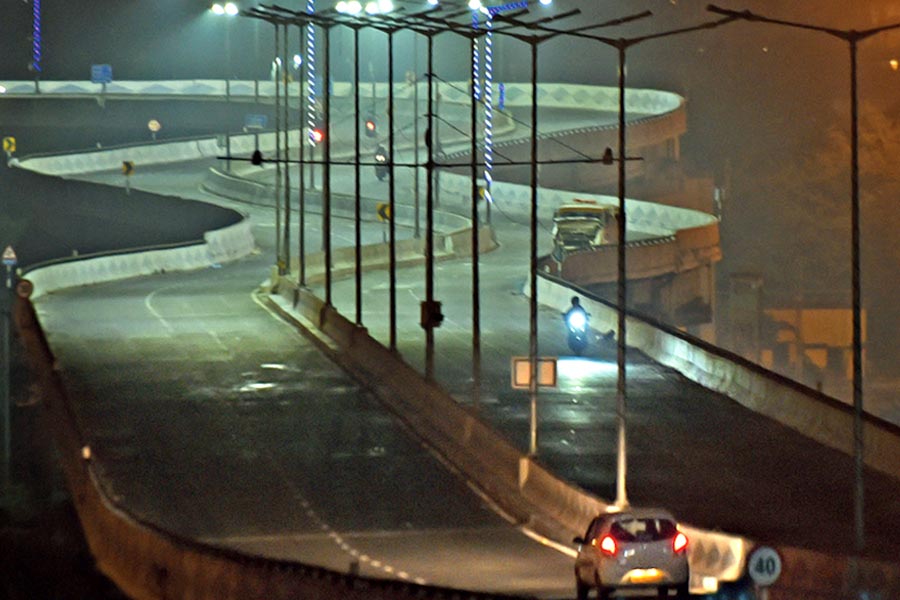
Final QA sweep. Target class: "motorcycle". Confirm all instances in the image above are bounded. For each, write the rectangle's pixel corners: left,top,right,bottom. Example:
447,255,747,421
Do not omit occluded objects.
374,146,389,181
564,305,590,356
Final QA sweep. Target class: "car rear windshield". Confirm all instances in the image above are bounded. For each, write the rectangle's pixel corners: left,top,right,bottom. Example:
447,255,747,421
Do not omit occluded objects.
609,518,679,543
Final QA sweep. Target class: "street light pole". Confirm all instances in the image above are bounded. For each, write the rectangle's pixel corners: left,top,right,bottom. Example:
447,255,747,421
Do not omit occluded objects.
707,3,900,561
1,272,11,493
504,10,731,506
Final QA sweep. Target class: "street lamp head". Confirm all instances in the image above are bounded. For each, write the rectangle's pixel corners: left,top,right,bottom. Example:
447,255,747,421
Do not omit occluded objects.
427,0,439,5
365,1,379,14
334,0,362,15
538,0,552,5
468,0,482,11
378,0,394,13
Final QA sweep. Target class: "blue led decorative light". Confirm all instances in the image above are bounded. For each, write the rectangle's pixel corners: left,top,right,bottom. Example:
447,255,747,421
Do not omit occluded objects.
483,17,494,205
471,12,481,101
32,0,42,73
306,0,317,144
474,1,526,206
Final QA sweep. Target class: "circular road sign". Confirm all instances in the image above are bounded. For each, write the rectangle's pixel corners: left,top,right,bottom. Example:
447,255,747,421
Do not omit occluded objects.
148,119,162,133
748,546,782,587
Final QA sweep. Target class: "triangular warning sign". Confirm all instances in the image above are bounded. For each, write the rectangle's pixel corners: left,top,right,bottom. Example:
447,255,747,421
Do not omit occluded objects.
2,245,17,264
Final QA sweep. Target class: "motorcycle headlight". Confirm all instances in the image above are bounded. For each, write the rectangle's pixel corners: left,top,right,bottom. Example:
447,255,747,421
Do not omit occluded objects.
567,311,586,329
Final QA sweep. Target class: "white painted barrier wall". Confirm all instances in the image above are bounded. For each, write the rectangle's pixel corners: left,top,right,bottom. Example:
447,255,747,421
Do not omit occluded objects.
24,219,256,299
533,275,900,481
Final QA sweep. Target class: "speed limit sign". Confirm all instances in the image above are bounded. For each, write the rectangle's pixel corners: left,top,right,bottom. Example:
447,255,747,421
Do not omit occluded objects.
748,546,782,587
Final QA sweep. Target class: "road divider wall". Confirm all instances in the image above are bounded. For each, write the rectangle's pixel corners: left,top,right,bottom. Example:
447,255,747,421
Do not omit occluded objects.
532,272,900,596
268,280,753,593
532,273,900,481
17,132,294,177
23,219,256,299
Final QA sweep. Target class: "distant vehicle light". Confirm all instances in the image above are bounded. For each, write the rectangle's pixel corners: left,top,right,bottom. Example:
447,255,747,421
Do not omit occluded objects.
211,3,225,15
224,2,239,16
673,532,688,554
311,128,324,144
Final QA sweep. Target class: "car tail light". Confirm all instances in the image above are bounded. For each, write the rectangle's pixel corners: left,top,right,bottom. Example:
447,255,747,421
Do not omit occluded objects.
593,534,617,556
673,532,688,554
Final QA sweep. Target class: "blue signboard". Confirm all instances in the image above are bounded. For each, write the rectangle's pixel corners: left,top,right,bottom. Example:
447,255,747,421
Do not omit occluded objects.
91,64,112,84
244,114,268,130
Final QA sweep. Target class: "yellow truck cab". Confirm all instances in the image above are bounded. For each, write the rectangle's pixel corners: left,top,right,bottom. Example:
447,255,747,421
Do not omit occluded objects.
551,199,619,258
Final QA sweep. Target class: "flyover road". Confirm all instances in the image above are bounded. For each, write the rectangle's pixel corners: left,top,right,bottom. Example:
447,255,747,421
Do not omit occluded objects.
320,203,900,564
202,102,900,564
33,165,577,599
77,147,900,569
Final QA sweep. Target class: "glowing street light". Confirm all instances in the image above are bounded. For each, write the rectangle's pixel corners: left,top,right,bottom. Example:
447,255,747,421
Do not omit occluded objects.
210,2,239,16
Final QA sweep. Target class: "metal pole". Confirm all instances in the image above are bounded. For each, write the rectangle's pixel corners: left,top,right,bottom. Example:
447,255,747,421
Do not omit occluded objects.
225,21,232,170
388,31,398,351
425,34,436,380
354,26,363,325
299,23,307,288
470,32,482,409
528,39,539,457
615,42,629,508
413,35,421,239
849,37,864,557
225,20,232,97
323,26,333,306
283,23,292,276
274,24,283,271
1,276,10,492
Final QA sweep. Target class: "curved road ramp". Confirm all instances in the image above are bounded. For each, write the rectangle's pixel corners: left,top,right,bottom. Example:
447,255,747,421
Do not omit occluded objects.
7,80,900,599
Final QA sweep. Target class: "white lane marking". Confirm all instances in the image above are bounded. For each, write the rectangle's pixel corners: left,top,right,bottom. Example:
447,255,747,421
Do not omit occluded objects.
243,291,429,585
520,527,578,558
145,284,229,353
144,287,174,332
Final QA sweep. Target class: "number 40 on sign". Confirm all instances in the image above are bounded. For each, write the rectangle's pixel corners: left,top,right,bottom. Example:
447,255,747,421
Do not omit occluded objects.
748,546,782,589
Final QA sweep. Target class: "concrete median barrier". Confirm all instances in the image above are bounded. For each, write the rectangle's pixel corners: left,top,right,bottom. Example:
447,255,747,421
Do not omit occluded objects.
24,218,255,299
533,273,900,481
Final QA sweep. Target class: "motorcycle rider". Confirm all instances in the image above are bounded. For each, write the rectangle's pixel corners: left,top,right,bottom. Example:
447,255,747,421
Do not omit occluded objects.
564,296,588,325
563,296,590,355
374,145,389,181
